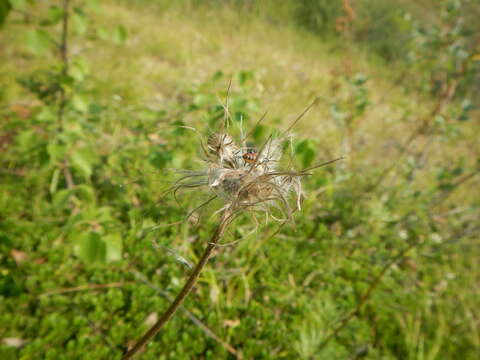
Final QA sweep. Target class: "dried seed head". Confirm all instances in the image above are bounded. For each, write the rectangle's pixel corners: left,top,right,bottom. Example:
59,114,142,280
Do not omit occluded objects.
173,129,307,222
170,99,343,225
207,133,240,168
209,168,249,200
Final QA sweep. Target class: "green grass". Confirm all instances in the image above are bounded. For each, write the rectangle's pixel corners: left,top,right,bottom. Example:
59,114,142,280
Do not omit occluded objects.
1,1,479,359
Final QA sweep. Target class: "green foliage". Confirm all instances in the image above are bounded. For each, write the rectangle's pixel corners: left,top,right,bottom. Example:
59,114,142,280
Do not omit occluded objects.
295,139,316,168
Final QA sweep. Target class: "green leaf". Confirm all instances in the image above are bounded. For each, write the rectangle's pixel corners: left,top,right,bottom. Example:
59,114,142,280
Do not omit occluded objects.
36,106,56,123
70,57,89,82
71,148,95,178
461,99,474,112
112,25,127,44
16,129,36,150
75,184,96,204
171,120,186,136
75,232,106,264
148,147,172,169
302,147,315,168
352,73,368,86
104,233,123,262
96,26,109,41
193,93,215,107
49,168,61,194
237,70,254,86
25,29,52,55
252,124,266,142
41,5,64,26
71,94,89,113
211,70,223,81
95,207,114,223
52,189,72,208
295,139,316,168
47,142,66,163
72,10,88,35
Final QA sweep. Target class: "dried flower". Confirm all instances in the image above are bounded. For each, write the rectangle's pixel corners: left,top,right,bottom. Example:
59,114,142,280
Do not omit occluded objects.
173,126,313,223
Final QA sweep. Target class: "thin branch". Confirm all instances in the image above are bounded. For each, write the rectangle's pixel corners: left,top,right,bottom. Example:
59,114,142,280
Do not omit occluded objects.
57,0,75,189
318,239,421,350
58,0,70,130
301,156,346,173
429,170,480,208
132,270,240,358
63,159,74,189
221,77,233,131
366,53,472,193
184,195,218,224
39,282,129,297
122,209,233,359
241,110,269,145
280,97,320,138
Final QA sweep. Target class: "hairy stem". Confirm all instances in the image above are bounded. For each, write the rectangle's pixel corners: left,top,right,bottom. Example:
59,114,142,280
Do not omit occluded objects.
122,210,233,360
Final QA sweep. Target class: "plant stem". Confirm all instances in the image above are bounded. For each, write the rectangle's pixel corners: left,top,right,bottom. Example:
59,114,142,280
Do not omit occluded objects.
58,0,70,131
132,270,239,358
122,210,233,360
57,0,75,188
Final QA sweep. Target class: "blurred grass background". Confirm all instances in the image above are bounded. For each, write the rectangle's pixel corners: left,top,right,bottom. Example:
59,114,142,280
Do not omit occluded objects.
1,0,479,359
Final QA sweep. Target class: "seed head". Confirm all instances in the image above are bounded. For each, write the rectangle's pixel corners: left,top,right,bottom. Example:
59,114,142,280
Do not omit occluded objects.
173,128,310,223
171,100,343,223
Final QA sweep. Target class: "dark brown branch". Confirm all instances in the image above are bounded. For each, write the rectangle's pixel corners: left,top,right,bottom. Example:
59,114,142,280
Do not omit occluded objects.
122,210,233,360
429,170,480,208
58,0,70,130
57,0,75,189
132,270,240,358
318,239,421,350
366,53,472,193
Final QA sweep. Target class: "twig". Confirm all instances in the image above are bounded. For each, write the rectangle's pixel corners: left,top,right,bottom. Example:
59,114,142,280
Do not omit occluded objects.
58,0,70,130
280,97,320,138
366,53,471,193
57,0,75,189
63,159,75,189
132,270,240,358
318,239,421,349
122,209,234,359
39,282,129,297
428,170,480,208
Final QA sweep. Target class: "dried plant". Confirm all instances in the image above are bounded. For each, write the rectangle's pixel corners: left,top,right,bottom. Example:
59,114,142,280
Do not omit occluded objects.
122,100,343,359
